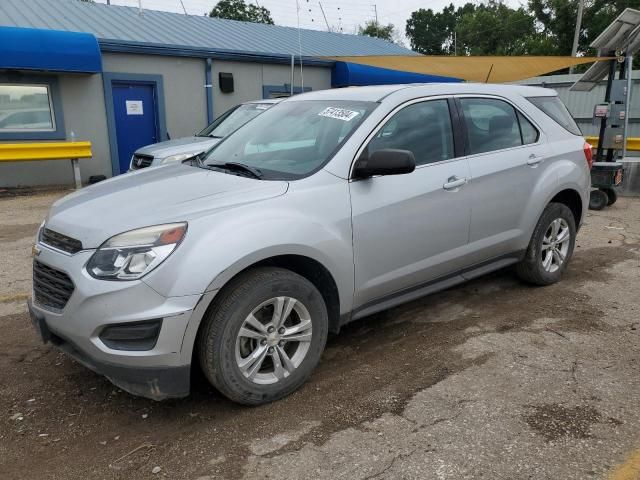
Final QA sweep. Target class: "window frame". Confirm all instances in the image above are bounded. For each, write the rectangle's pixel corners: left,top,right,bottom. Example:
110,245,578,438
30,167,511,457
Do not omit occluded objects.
0,74,66,140
350,95,463,180
453,94,542,158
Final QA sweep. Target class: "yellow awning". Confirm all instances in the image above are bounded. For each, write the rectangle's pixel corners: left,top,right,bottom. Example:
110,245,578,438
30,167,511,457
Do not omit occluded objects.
326,55,609,83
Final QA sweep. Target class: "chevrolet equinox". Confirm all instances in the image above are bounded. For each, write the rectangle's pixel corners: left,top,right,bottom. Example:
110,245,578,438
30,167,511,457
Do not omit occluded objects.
29,84,591,405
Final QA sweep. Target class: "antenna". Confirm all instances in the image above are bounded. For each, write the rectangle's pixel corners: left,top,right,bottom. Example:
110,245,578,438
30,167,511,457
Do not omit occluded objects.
318,2,331,32
373,4,378,37
296,0,304,91
179,0,187,15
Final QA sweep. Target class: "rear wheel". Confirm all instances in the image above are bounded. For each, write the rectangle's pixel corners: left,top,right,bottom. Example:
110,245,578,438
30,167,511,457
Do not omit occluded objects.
517,202,576,286
198,267,328,405
600,187,618,206
589,189,608,210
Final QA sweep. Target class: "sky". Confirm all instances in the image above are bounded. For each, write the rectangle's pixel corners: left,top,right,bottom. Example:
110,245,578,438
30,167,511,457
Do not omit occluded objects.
93,0,523,46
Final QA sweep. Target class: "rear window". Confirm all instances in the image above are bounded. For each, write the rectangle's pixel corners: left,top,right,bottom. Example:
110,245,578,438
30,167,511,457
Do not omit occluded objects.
527,96,582,136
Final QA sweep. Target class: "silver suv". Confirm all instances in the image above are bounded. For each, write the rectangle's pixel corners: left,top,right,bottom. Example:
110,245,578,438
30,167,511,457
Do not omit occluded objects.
29,84,591,405
129,99,280,170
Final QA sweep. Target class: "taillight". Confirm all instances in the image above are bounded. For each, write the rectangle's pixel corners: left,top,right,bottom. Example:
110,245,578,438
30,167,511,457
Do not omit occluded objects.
583,142,594,169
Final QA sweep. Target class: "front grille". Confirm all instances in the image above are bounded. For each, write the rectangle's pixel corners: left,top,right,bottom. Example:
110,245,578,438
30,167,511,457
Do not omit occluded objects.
131,154,154,170
41,228,83,254
33,260,75,311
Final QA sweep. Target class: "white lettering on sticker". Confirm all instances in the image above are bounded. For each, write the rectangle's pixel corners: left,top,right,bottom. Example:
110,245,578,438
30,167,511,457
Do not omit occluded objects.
318,107,359,121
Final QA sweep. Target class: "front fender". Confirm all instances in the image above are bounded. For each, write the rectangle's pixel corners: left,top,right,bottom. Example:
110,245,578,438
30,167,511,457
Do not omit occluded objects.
142,174,354,313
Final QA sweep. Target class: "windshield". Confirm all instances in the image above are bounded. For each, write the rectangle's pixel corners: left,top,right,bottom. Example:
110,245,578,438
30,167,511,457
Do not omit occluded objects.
198,103,273,138
201,100,376,180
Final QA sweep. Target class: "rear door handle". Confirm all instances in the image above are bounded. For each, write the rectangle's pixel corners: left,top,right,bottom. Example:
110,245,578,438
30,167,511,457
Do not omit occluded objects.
527,153,543,166
443,176,467,191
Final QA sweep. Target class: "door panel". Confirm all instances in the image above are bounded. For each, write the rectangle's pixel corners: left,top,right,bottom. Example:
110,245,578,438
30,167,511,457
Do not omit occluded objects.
112,83,158,174
457,97,548,263
350,159,472,307
350,98,472,308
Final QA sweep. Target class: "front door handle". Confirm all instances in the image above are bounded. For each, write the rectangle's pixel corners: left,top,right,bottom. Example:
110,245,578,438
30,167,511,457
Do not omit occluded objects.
443,176,467,191
527,153,542,166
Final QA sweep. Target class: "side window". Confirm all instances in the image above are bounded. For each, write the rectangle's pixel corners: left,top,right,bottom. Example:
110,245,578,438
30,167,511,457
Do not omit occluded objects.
460,98,522,155
367,99,454,166
517,111,539,145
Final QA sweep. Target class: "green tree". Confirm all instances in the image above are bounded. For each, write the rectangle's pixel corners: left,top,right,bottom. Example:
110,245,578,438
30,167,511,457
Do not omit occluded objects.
406,3,475,55
407,1,556,56
529,0,640,56
358,20,396,42
209,0,274,24
456,1,539,55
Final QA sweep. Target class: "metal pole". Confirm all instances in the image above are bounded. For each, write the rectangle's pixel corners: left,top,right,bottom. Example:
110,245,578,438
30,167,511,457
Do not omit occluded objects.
71,159,82,190
319,2,331,32
373,4,378,37
290,55,294,97
622,54,633,160
569,0,585,74
596,58,617,162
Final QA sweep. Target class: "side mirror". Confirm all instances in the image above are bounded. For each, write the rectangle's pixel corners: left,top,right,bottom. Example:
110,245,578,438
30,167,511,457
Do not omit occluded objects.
352,149,416,179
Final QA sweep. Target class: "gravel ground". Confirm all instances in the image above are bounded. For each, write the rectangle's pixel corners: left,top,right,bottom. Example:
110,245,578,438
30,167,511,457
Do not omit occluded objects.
0,191,639,480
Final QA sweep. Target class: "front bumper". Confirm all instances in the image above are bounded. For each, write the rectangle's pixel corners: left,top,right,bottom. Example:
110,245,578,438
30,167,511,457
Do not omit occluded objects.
29,243,214,400
29,299,190,399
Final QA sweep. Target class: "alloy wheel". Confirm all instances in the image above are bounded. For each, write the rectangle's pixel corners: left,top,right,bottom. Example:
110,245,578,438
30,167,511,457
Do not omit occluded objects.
235,296,313,385
541,218,571,273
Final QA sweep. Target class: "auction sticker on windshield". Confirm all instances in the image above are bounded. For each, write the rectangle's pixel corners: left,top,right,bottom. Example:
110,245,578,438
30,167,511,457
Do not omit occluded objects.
318,107,360,121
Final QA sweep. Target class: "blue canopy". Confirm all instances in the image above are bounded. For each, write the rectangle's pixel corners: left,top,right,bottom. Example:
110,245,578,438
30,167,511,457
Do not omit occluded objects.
332,61,461,87
0,27,102,73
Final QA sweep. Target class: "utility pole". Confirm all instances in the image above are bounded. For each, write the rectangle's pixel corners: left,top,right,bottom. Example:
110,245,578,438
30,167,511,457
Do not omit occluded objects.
373,4,379,37
454,31,457,56
569,0,585,74
319,2,331,32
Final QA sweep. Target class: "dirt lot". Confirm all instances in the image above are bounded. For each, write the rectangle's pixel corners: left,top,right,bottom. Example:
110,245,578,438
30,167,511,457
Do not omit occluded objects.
1,190,639,480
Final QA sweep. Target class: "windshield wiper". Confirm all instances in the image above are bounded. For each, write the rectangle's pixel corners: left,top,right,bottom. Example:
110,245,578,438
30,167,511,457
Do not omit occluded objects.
207,162,263,179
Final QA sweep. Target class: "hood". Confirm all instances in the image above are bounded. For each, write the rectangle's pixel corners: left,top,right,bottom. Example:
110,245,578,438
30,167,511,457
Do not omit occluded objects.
45,164,288,249
135,136,220,159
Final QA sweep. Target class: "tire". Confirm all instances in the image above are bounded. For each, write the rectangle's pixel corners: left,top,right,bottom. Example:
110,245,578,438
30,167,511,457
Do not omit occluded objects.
600,187,618,206
197,267,328,406
516,202,576,286
589,189,608,210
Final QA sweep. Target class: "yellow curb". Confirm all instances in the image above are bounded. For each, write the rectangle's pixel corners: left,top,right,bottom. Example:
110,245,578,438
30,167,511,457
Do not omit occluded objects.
0,293,30,304
609,449,640,480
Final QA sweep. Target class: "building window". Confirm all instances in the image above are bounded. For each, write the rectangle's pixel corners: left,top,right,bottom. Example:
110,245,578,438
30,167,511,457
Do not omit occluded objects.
0,84,55,132
0,76,65,140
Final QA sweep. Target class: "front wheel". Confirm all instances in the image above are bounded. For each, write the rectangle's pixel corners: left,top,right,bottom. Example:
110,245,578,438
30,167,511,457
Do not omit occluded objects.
198,267,328,405
516,202,576,286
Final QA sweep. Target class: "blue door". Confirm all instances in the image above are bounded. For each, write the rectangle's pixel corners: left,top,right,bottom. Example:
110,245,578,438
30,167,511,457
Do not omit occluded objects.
112,82,158,173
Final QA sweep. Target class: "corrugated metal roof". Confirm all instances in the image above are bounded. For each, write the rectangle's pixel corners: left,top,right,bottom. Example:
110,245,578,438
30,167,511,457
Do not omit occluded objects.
0,0,413,58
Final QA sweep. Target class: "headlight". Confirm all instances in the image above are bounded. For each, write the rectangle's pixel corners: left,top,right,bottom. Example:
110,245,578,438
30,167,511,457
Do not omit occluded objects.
161,153,198,165
87,223,187,281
